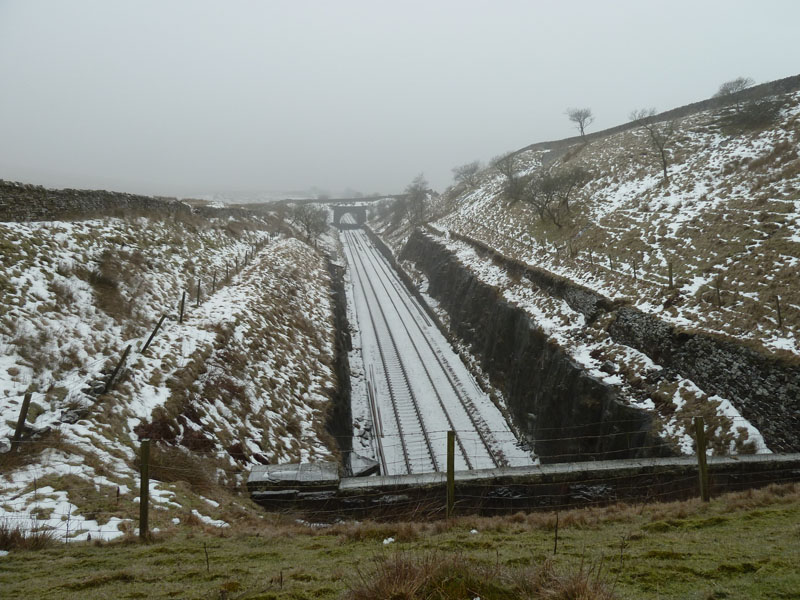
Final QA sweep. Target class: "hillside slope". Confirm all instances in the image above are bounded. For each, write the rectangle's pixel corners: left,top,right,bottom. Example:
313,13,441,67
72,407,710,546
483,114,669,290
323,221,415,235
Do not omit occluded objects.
379,81,800,458
1,212,337,540
438,88,800,354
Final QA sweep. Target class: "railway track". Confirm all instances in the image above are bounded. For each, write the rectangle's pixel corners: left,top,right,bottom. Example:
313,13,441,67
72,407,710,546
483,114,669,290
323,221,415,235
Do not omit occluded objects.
342,228,507,475
343,230,437,474
356,232,505,469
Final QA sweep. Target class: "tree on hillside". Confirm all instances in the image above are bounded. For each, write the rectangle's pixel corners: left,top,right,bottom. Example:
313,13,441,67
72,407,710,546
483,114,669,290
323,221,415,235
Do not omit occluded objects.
521,166,591,228
566,108,594,140
522,173,563,227
405,173,429,225
630,108,676,184
491,153,524,203
290,203,328,241
714,76,754,112
452,161,482,188
555,166,591,213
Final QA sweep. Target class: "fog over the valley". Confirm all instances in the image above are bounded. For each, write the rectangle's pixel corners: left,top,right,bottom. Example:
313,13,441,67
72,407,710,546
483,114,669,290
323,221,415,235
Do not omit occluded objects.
1,0,799,200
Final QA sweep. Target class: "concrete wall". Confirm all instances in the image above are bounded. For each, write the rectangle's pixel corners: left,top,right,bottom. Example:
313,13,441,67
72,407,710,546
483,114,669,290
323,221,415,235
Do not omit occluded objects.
249,453,800,519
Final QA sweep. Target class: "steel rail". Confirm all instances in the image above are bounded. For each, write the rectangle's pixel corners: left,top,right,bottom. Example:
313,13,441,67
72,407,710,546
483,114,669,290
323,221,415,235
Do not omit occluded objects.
346,232,404,475
344,230,438,474
346,229,439,473
353,233,475,469
357,230,504,468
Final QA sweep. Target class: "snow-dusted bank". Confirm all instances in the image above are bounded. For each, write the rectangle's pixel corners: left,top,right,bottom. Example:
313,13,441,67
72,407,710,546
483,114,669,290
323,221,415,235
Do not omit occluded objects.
341,228,534,475
1,214,339,541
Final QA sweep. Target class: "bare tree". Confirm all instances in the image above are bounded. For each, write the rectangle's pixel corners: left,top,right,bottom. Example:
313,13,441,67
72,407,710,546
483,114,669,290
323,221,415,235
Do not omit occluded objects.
714,76,754,112
566,107,594,139
491,153,524,202
452,161,482,188
556,166,591,213
405,173,429,225
290,203,328,241
630,108,676,184
520,166,591,227
523,173,564,227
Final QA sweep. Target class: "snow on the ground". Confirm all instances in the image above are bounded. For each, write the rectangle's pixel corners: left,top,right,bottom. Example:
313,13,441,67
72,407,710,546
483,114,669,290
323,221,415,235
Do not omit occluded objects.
341,229,534,475
401,89,800,455
437,91,800,356
1,214,338,540
405,229,769,457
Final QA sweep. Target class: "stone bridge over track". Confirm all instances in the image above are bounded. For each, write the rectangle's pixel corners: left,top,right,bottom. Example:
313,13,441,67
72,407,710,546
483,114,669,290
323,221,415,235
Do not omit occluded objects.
333,205,368,228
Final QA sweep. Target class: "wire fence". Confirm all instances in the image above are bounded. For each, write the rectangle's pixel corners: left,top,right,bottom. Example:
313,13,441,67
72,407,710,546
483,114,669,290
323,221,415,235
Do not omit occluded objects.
5,411,798,545
433,216,794,335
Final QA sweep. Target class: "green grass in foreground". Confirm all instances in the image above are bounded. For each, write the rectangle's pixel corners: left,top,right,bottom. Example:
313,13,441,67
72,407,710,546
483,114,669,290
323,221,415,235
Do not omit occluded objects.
1,484,799,599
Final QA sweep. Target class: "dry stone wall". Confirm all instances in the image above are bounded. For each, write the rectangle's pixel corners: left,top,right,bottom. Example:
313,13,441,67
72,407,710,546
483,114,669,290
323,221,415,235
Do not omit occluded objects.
0,180,256,222
0,180,192,222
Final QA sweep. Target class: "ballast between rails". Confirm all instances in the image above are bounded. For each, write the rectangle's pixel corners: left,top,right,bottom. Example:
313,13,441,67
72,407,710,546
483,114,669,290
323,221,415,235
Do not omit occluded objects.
358,229,504,468
354,233,477,470
343,229,438,474
343,228,505,474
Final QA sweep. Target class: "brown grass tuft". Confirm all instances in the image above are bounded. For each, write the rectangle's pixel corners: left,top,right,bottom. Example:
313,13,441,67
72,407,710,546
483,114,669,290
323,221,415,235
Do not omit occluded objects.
0,519,57,551
345,552,616,600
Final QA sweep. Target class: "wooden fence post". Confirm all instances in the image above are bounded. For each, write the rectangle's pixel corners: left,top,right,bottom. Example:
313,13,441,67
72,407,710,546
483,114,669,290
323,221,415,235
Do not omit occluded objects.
179,291,186,324
446,430,455,518
212,272,216,294
141,315,166,354
632,260,638,281
104,345,132,393
775,295,783,329
196,279,201,307
694,416,710,502
139,439,150,541
668,262,674,289
11,392,33,451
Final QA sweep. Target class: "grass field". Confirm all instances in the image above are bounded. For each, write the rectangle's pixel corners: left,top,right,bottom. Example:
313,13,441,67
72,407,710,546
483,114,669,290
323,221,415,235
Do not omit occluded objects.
1,484,798,599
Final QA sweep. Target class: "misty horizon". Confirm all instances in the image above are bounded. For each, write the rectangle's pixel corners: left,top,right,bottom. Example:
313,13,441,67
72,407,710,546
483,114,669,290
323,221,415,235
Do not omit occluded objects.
2,0,800,200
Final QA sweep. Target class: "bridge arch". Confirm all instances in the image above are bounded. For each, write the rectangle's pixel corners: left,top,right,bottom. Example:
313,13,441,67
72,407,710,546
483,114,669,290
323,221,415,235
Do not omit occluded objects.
333,205,367,228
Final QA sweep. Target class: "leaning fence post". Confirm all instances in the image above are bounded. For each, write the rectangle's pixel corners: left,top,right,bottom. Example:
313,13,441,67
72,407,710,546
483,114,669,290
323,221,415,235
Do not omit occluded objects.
694,416,710,502
141,315,166,354
446,430,455,518
104,345,132,393
139,439,150,541
11,392,33,451
179,291,186,324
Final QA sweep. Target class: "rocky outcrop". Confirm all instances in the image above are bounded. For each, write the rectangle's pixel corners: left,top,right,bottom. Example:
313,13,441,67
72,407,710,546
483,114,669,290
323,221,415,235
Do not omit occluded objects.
446,229,615,323
609,308,800,453
326,259,354,466
400,230,670,463
406,229,800,455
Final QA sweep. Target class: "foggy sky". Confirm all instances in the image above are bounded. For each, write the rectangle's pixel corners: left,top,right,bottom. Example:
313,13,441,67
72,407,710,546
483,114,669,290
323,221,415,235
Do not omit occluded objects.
1,0,799,199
